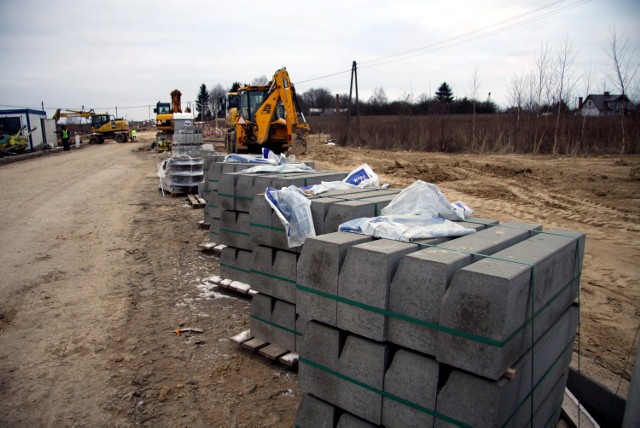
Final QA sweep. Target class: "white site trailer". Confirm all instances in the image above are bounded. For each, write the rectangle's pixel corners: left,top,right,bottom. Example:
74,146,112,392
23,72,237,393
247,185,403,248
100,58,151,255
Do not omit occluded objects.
0,108,58,150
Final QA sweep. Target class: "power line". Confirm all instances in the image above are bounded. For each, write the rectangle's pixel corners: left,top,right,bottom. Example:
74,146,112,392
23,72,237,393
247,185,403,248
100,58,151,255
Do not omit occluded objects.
296,0,591,85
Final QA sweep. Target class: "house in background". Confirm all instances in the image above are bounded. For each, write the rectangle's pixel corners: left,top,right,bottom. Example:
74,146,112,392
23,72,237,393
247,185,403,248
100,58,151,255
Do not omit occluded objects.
580,92,637,116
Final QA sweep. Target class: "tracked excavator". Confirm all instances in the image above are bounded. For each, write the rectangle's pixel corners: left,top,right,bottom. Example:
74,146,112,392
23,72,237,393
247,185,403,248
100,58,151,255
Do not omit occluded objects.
52,109,130,144
225,68,310,154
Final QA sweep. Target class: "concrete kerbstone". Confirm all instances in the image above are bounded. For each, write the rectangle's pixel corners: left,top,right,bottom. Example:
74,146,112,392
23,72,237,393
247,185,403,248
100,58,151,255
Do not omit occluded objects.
295,394,339,428
249,293,272,342
382,349,439,427
271,299,296,351
388,221,540,356
437,228,585,379
434,305,577,427
337,239,419,341
220,210,252,250
220,246,252,284
250,246,298,302
297,232,373,326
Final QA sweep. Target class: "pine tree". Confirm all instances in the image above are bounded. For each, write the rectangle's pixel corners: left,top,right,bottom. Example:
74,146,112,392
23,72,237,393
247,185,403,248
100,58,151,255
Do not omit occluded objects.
195,83,210,120
435,82,454,103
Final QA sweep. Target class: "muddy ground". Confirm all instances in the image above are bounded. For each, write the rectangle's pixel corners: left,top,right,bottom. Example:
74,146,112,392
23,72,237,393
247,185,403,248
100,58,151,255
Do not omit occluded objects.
0,131,638,426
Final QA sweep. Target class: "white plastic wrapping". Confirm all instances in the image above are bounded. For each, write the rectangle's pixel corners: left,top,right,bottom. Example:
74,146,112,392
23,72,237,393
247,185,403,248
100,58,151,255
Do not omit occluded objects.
264,185,316,248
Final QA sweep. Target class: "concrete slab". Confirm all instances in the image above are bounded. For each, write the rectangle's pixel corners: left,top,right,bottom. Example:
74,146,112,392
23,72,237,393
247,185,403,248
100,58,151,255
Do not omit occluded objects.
388,221,540,356
337,239,419,341
208,217,220,243
382,349,439,427
296,232,373,326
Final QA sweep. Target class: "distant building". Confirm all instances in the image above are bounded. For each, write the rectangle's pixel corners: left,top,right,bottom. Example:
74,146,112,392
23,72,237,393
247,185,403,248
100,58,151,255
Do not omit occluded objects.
580,92,637,117
0,108,58,150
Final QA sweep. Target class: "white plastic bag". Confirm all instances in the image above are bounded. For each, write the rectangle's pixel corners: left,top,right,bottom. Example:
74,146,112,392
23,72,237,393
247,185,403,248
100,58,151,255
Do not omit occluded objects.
265,186,316,247
307,163,381,195
380,180,465,221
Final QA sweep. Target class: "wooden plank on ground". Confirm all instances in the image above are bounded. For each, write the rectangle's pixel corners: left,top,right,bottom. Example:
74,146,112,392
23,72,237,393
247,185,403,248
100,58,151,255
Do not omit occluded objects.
258,344,288,361
188,194,205,208
241,338,268,352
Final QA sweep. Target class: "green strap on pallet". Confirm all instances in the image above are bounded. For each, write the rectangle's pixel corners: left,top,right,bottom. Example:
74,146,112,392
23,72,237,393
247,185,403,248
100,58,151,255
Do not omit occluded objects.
250,314,302,336
219,262,251,274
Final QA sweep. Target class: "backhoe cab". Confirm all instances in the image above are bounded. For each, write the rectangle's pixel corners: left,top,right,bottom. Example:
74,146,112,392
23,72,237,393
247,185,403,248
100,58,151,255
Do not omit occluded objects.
225,68,310,155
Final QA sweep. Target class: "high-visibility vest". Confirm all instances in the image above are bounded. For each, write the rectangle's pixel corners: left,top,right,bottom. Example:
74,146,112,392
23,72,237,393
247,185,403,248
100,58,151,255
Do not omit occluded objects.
61,129,69,139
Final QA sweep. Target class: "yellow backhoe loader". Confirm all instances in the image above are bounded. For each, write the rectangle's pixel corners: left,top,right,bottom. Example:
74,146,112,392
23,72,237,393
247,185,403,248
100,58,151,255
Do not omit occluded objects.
52,109,130,144
225,68,310,154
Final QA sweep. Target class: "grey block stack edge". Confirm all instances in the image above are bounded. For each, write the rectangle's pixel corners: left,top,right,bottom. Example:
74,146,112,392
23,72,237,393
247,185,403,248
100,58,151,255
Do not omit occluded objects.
296,221,585,427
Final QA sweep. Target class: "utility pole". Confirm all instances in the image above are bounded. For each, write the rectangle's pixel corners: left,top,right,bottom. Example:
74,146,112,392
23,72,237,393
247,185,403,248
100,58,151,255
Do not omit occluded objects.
343,60,359,145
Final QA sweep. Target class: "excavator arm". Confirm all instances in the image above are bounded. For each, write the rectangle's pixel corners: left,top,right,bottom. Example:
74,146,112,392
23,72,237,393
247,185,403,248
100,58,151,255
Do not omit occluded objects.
253,68,309,145
53,109,96,122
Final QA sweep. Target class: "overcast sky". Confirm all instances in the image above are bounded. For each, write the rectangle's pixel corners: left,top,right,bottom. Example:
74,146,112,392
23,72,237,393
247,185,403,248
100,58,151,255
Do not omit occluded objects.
1,0,638,121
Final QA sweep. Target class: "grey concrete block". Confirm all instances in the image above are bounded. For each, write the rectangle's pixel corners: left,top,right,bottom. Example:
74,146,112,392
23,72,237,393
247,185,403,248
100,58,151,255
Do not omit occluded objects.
297,232,373,326
434,305,578,427
249,293,272,342
295,394,339,428
299,322,341,405
295,312,311,353
220,246,253,284
336,412,378,428
388,221,540,356
437,228,584,379
324,194,397,233
382,349,439,428
337,239,419,341
271,299,296,351
337,333,390,424
220,210,252,250
208,217,220,243
250,246,298,303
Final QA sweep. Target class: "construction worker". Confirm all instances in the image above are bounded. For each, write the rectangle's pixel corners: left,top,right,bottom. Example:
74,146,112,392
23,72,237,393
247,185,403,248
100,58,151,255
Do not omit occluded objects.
130,129,137,142
60,125,70,151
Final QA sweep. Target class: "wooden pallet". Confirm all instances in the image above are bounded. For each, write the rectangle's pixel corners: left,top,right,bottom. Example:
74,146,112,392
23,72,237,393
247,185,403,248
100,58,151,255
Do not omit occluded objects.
197,220,211,230
187,194,206,208
231,329,298,368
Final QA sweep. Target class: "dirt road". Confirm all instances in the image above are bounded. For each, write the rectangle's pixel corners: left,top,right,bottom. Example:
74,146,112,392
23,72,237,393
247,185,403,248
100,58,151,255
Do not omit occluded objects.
0,136,299,426
1,132,638,426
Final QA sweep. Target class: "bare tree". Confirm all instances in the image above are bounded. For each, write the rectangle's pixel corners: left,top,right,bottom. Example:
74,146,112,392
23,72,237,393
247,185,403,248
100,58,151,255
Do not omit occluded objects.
579,61,596,151
507,71,527,146
208,84,227,119
606,28,639,154
468,66,481,150
251,75,269,86
552,36,577,155
532,42,552,153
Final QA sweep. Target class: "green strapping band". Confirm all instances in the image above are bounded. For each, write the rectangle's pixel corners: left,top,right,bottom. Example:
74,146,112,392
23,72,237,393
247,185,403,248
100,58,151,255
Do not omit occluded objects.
220,262,251,274
218,192,233,198
209,230,219,236
208,179,219,183
501,335,575,427
251,269,296,284
296,273,577,348
250,314,302,336
206,204,219,208
249,222,286,232
299,357,471,428
220,227,250,237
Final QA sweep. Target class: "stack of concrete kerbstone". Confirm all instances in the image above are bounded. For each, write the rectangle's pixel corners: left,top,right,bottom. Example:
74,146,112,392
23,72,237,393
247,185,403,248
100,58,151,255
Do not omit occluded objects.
248,187,408,353
295,222,584,427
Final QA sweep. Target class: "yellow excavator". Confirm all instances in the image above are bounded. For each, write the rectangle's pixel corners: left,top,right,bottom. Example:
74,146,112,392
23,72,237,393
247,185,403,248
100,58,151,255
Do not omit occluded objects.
52,109,130,144
154,89,183,151
225,67,310,154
